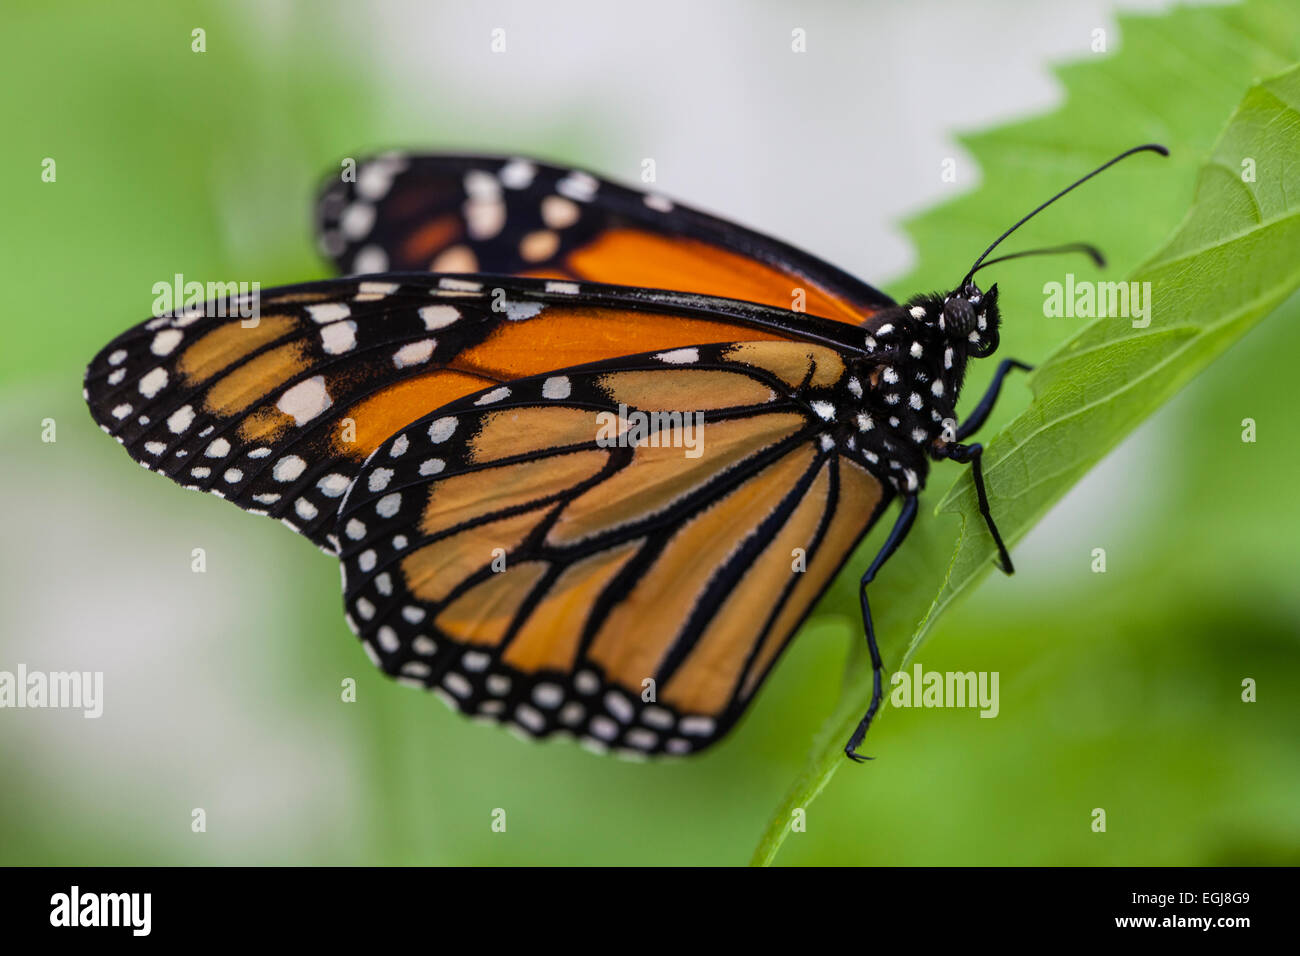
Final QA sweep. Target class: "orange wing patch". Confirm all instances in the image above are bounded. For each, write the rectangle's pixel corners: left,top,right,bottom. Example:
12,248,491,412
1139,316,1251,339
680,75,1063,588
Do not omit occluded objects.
334,371,497,458
586,443,817,688
740,457,882,698
565,230,867,325
503,541,642,674
451,306,791,382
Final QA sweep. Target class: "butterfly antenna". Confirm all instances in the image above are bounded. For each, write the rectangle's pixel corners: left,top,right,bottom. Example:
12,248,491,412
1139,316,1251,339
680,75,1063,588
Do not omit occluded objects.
961,143,1168,287
972,241,1106,274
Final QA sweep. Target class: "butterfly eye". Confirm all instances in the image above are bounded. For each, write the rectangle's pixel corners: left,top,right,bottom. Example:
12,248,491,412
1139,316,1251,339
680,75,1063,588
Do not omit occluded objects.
943,296,977,336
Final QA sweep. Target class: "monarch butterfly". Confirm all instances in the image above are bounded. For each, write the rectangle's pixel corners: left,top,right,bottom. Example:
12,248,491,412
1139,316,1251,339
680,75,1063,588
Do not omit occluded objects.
84,144,1166,760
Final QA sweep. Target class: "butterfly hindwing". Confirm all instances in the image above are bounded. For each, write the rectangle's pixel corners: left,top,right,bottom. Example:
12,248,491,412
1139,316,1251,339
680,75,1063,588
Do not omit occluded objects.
316,153,894,324
335,341,890,755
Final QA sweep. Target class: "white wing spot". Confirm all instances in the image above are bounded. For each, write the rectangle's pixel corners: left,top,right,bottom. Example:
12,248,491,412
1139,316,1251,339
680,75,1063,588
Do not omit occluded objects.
605,691,634,724
679,716,715,737
320,320,357,354
464,196,506,240
532,683,564,709
464,169,502,200
541,195,581,229
356,161,401,201
443,673,472,699
167,404,195,434
138,367,169,398
392,339,435,369
277,375,332,425
656,347,698,365
542,376,570,399
340,202,375,239
556,170,599,202
504,301,545,321
306,303,350,324
356,281,397,300
498,159,537,189
626,728,658,751
151,329,183,356
515,704,546,733
352,246,388,274
273,454,307,482
376,626,400,653
419,305,459,330
428,417,456,443
317,473,349,497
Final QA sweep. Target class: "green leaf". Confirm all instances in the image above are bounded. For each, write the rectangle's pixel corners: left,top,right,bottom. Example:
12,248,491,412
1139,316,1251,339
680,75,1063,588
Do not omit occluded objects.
753,1,1300,867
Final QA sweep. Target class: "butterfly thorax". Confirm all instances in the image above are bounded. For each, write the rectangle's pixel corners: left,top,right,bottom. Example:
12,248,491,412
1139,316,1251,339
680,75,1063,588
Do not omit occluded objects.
837,283,1001,494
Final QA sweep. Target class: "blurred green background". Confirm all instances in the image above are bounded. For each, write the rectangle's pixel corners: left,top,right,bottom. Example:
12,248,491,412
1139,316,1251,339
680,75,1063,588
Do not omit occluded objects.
1,0,1296,865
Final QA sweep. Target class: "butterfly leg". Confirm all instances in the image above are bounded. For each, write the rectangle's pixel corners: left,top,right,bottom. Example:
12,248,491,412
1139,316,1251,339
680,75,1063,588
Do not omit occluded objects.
940,442,1014,575
844,493,919,763
954,359,1032,440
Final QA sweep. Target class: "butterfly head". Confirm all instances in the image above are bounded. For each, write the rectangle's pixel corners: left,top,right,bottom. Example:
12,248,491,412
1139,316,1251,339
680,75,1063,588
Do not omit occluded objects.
889,282,1000,364
939,280,1000,358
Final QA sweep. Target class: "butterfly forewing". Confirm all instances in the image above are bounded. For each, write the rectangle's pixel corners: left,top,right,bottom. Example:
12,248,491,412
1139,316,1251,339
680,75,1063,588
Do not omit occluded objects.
84,276,873,553
334,342,889,755
316,153,894,324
